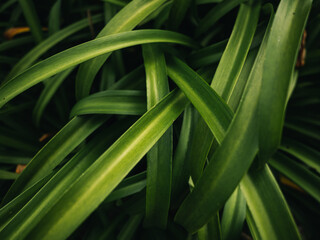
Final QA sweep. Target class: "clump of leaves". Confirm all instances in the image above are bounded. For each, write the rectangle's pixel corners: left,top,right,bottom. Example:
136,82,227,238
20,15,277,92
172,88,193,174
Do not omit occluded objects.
0,0,319,239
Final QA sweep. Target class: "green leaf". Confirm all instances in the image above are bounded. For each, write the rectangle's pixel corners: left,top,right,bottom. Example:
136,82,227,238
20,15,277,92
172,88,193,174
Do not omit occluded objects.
0,30,196,108
258,0,313,162
270,152,320,203
22,90,188,239
1,116,107,204
108,65,145,90
75,0,168,100
240,165,301,240
70,90,146,118
195,0,246,36
0,170,18,180
196,0,224,4
188,39,227,69
0,36,33,53
117,214,143,240
210,0,261,102
184,0,261,183
143,44,172,229
197,213,222,240
171,105,195,205
221,187,246,240
3,14,103,82
18,0,43,43
174,4,271,230
0,173,54,231
0,120,128,239
279,137,320,174
168,0,192,30
0,128,39,153
48,0,61,36
105,172,146,203
0,155,30,165
33,67,74,126
167,56,233,144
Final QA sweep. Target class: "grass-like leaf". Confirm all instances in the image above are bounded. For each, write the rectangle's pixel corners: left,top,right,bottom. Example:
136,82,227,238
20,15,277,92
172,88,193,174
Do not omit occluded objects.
0,30,196,108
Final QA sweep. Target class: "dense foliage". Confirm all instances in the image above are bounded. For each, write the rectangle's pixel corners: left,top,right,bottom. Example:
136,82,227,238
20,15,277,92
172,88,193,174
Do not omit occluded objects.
0,0,319,239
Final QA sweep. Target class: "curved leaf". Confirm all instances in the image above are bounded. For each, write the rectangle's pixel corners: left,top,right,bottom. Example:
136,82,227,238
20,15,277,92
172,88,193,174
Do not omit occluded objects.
240,165,301,240
70,90,146,117
167,56,233,144
270,152,320,203
75,0,168,100
4,14,103,82
33,67,74,126
258,0,313,162
0,29,196,108
143,44,172,229
0,120,128,239
221,187,246,240
23,89,188,239
1,116,107,204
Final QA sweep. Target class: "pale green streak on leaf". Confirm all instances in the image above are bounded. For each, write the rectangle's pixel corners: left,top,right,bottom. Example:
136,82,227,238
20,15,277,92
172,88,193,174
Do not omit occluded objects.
25,90,188,240
4,14,103,82
70,90,147,117
258,0,313,162
1,116,107,204
143,44,172,229
75,0,168,100
241,165,301,240
0,30,196,108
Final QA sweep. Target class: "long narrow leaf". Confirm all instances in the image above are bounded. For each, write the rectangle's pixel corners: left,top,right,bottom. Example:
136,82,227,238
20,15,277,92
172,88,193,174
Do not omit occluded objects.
167,56,233,144
0,30,196,108
221,187,246,240
75,0,168,100
1,116,107,204
18,0,43,43
0,120,128,239
143,44,172,229
70,90,146,117
270,152,320,203
4,15,103,82
240,165,301,240
23,89,188,239
258,0,313,162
